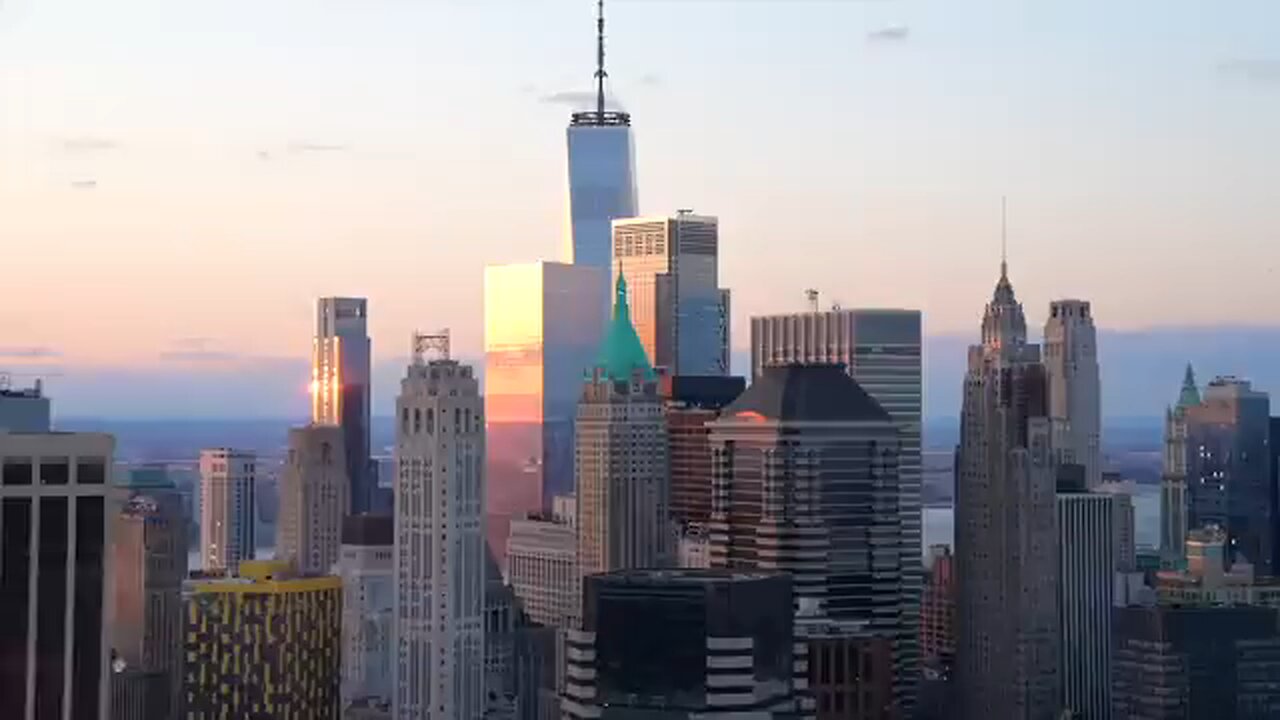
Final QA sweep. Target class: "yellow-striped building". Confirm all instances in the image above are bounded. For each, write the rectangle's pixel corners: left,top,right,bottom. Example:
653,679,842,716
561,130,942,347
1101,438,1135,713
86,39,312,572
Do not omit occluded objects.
183,560,342,719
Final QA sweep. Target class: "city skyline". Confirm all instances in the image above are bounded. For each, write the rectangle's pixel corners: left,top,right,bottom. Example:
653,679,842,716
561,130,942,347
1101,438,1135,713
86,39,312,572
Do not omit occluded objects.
2,0,1279,418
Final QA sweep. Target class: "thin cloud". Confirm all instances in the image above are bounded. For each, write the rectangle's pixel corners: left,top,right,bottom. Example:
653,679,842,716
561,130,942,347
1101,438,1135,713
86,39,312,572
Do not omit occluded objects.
539,89,626,112
160,338,238,362
0,346,61,359
638,73,662,87
867,25,910,43
59,136,120,153
1218,59,1280,85
287,142,348,154
70,180,98,191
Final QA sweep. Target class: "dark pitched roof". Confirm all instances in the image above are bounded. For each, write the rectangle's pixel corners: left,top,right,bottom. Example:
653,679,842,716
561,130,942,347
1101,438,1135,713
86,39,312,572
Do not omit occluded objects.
723,364,892,423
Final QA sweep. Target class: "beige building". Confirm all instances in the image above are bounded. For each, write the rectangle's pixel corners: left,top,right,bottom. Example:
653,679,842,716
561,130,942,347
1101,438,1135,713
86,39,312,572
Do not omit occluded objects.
507,515,578,629
1156,526,1280,606
278,424,350,575
199,448,256,574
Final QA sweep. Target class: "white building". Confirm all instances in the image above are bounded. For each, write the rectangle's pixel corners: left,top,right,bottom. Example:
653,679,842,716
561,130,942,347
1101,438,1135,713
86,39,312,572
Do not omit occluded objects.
1057,491,1116,720
393,342,486,720
199,448,256,574
339,515,394,714
1044,299,1102,489
0,430,116,719
277,424,350,575
507,515,579,630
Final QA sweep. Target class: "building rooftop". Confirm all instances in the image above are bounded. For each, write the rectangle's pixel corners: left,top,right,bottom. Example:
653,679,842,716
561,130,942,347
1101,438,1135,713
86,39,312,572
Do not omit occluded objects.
593,274,654,380
186,560,340,594
594,568,785,587
722,364,892,423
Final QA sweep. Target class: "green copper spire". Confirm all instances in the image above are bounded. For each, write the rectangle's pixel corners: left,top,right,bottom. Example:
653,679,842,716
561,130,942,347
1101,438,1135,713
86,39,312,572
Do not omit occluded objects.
594,273,654,380
1177,363,1200,408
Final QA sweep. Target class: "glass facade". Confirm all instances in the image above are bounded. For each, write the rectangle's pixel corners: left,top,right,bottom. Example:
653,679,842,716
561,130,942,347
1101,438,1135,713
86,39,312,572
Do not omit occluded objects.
612,215,729,376
313,297,373,513
565,125,638,277
484,262,606,555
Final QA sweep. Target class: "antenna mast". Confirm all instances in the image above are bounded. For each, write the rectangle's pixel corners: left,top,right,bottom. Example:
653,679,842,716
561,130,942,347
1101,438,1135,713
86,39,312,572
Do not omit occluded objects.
411,330,451,366
595,0,607,116
1000,195,1008,279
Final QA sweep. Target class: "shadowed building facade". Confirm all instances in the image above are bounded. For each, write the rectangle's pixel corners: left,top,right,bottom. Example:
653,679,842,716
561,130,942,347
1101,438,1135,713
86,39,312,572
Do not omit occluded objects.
278,424,350,576
183,560,342,719
313,297,374,513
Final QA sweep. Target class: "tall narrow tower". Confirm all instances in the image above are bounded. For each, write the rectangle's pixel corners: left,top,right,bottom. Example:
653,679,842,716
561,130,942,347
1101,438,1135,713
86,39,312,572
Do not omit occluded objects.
1161,364,1198,565
393,333,486,720
1043,299,1102,488
955,252,1060,720
313,297,373,513
199,448,256,575
564,0,638,279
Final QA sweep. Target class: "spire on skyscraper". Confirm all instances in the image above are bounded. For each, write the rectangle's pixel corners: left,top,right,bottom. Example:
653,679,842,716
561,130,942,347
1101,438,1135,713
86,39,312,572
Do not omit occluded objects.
982,198,1026,350
593,273,653,379
595,0,607,116
1178,363,1201,408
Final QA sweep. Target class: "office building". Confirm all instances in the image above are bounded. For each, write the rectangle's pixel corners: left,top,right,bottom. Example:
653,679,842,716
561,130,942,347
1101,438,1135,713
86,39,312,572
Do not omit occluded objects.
921,545,955,673
393,339,486,720
484,261,606,556
661,375,745,528
576,275,671,576
563,569,807,719
1151,525,1280,608
954,259,1060,720
183,560,342,719
751,307,923,706
0,379,51,431
1161,365,1199,565
1043,299,1102,489
798,601,896,720
110,665,168,720
278,424,351,575
611,213,730,376
1184,376,1273,572
1056,488,1116,719
111,474,186,719
199,448,256,574
314,297,374,513
0,431,114,720
339,515,394,714
563,0,638,276
707,364,904,704
1112,604,1280,719
507,514,579,629
484,549,519,715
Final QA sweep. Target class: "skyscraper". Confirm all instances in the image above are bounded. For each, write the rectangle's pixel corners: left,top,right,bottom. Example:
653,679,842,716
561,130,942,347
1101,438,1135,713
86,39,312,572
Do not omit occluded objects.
0,431,114,720
313,296,374,513
338,515,394,715
611,212,730,376
507,514,579,630
921,544,956,675
563,0,638,277
1183,376,1273,572
1112,604,1280,719
750,307,923,706
483,261,606,557
1043,299,1102,489
706,364,904,705
183,560,342,719
111,473,187,720
278,424,351,575
1056,487,1116,719
563,569,807,720
661,374,745,528
393,337,486,720
575,275,671,577
198,448,256,574
954,259,1060,720
1161,364,1199,565
0,379,50,431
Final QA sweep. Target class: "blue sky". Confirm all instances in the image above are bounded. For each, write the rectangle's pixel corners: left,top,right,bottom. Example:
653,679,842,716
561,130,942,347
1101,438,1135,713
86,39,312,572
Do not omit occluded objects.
1,0,1278,416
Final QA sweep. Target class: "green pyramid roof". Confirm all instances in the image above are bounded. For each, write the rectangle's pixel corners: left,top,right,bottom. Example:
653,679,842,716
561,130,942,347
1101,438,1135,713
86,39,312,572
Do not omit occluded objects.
594,274,654,380
1177,363,1200,408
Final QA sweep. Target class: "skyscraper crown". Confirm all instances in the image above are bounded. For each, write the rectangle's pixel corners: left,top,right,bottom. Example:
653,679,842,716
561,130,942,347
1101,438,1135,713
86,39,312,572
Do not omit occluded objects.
1178,363,1201,408
593,273,653,380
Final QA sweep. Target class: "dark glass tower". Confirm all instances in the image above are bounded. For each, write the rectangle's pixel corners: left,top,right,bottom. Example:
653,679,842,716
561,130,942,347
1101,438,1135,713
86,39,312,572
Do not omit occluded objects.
313,297,373,513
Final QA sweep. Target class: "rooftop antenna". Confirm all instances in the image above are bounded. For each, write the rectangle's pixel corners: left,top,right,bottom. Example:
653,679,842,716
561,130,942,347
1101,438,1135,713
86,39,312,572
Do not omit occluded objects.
595,0,607,116
805,289,819,313
411,330,451,365
1000,195,1008,280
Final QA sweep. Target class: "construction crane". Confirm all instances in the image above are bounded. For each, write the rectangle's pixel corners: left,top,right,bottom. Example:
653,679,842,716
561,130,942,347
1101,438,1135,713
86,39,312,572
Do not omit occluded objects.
805,289,819,313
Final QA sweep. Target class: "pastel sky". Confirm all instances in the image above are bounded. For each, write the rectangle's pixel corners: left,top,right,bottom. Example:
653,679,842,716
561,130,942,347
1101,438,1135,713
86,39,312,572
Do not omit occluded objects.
2,0,1278,416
